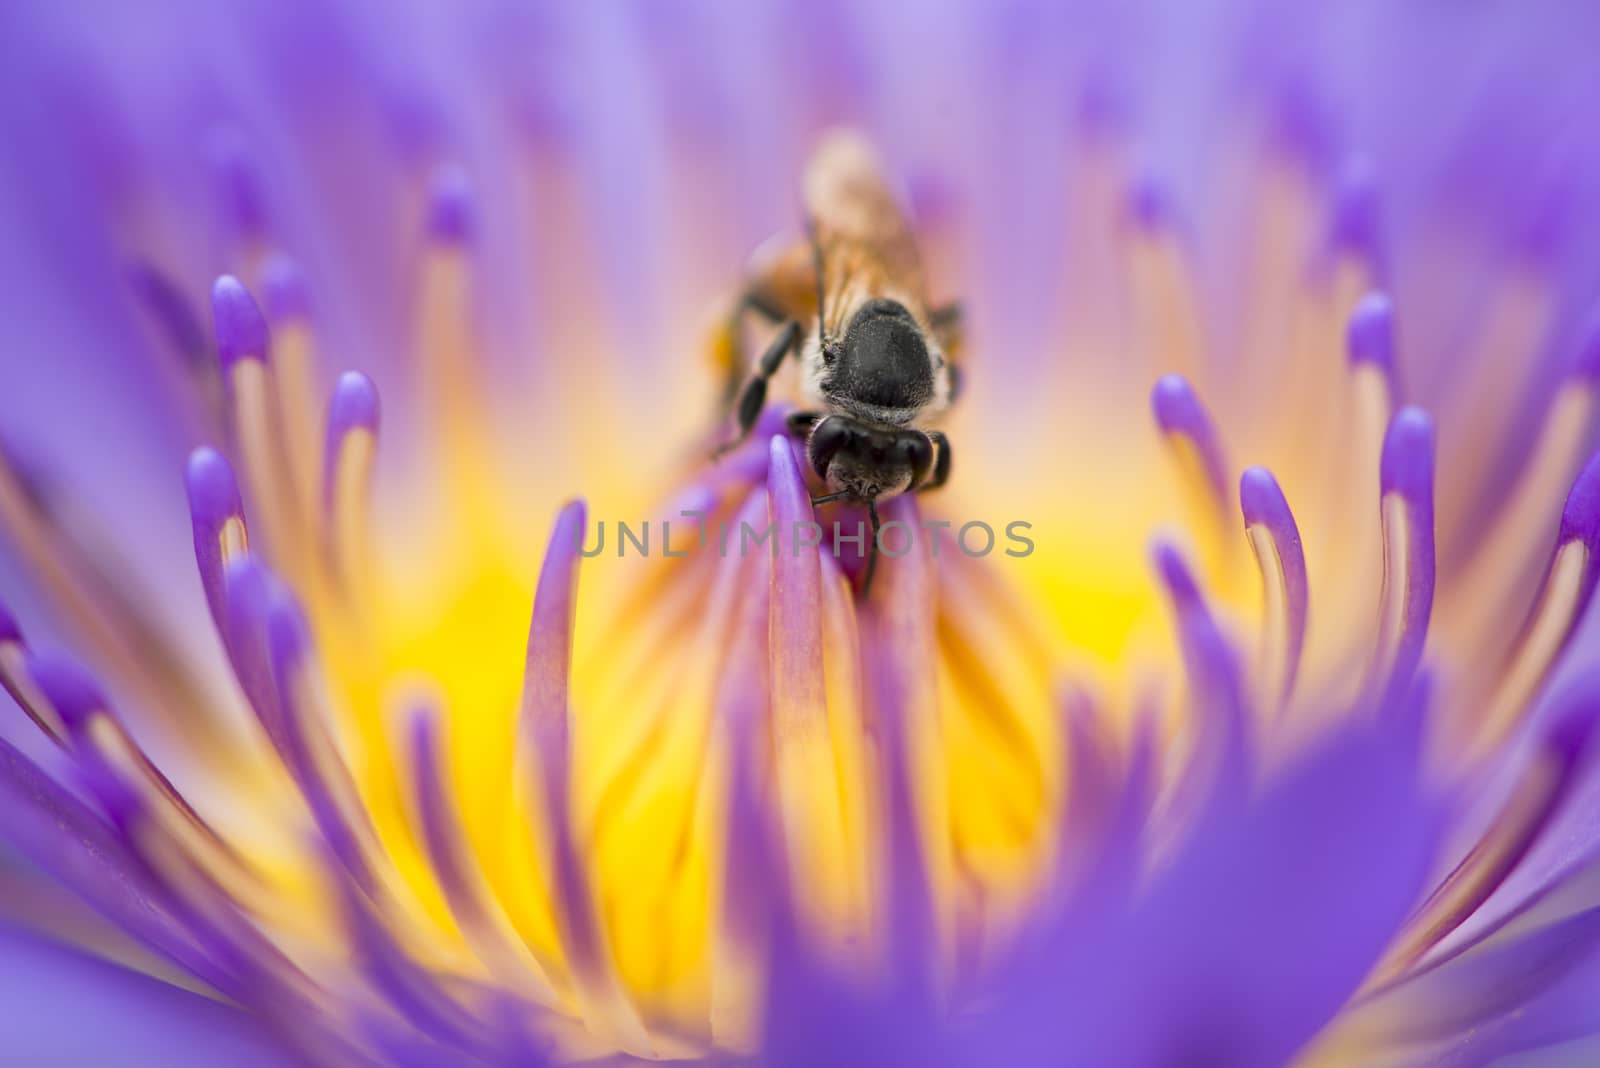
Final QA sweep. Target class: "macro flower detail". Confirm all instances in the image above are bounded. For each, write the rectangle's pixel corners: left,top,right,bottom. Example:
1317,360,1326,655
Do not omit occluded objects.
6,4,1600,1067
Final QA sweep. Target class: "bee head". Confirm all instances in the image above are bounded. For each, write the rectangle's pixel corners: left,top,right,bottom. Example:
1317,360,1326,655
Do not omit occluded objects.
823,298,934,411
806,414,933,502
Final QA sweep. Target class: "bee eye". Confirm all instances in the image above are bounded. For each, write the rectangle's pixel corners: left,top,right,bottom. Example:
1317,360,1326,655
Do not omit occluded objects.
900,433,934,486
807,416,851,479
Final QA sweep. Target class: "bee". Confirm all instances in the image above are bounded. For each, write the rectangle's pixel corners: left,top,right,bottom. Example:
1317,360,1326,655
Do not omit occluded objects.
714,131,962,592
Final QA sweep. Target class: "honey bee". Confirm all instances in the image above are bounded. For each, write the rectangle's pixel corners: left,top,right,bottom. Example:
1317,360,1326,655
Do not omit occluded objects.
714,131,962,591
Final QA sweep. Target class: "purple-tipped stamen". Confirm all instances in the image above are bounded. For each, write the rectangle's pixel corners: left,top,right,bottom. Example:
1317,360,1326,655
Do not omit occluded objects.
1557,448,1600,552
0,595,19,645
427,164,476,244
260,253,311,323
1381,407,1436,505
520,500,652,1053
0,599,62,743
29,650,237,866
25,650,107,736
1054,685,1120,887
1239,465,1299,538
1324,154,1386,280
1151,539,1252,814
1151,538,1203,609
1568,308,1600,381
326,372,381,443
1239,466,1309,712
210,275,270,368
327,847,497,1058
186,447,246,629
205,127,268,246
1267,79,1335,172
322,371,381,515
1151,374,1231,514
264,585,382,895
1347,292,1395,374
522,500,586,774
124,260,210,372
220,554,291,757
1473,448,1600,750
1372,407,1437,705
403,702,556,997
1124,173,1180,237
1379,664,1600,979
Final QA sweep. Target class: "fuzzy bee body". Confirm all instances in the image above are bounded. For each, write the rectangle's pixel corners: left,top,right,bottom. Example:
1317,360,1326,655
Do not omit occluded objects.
714,132,962,592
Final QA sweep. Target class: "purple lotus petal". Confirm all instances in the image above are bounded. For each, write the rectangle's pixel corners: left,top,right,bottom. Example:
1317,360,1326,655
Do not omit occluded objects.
1052,685,1120,888
867,493,940,994
718,536,781,946
977,701,1440,1068
766,434,825,717
1348,896,1600,1060
0,921,298,1067
1033,701,1156,942
0,733,220,990
1417,908,1600,1067
762,493,956,1068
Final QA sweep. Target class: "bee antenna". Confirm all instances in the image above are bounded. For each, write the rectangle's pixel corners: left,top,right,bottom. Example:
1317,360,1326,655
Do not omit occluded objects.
861,498,881,597
806,213,827,352
810,491,852,506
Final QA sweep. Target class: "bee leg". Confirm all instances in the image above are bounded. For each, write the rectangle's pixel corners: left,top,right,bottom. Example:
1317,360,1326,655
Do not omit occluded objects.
916,431,953,492
785,410,823,437
745,290,788,324
930,303,964,403
715,319,802,458
931,301,963,347
718,289,790,404
929,302,962,335
945,363,963,404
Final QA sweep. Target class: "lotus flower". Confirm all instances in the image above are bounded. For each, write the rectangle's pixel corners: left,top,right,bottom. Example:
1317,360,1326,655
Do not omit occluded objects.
4,3,1600,1066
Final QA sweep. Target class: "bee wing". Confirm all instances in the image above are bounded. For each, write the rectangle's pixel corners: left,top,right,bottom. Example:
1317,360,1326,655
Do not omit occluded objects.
803,130,927,335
